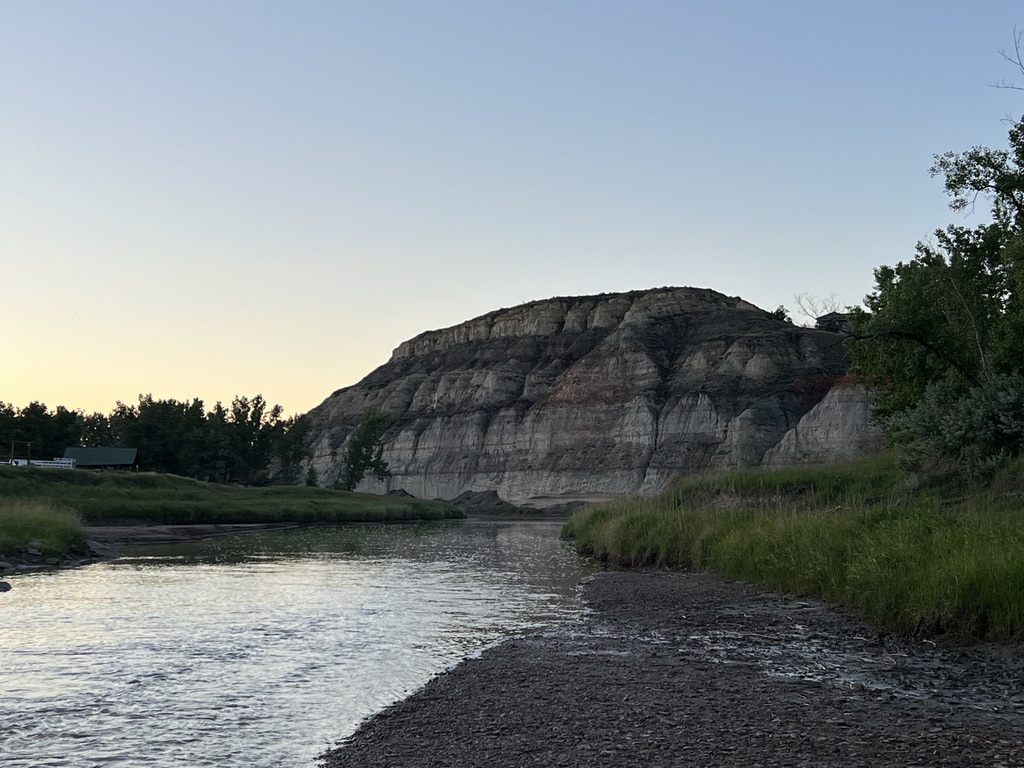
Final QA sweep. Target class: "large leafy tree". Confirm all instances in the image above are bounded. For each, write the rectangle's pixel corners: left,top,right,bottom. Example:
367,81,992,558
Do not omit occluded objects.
849,119,1024,472
341,408,392,491
849,223,1014,418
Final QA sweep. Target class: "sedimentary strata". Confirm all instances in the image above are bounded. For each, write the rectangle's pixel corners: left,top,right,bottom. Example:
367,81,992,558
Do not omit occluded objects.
306,287,881,505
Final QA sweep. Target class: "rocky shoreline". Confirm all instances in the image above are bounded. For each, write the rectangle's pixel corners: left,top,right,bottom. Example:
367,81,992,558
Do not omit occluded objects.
0,537,119,578
321,570,1024,767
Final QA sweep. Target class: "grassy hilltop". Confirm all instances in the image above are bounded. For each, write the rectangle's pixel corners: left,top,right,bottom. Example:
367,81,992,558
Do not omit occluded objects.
564,452,1024,645
0,466,462,558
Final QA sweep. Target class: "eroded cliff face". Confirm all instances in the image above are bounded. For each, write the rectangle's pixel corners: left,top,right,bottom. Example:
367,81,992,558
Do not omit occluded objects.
761,377,885,467
305,287,880,504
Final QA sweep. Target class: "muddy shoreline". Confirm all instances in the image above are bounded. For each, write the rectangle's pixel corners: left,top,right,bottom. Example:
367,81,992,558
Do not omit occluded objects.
83,522,298,546
0,523,297,577
0,517,542,577
322,570,1024,767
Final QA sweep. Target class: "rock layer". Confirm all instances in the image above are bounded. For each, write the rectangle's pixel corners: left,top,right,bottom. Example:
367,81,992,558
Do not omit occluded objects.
306,287,879,504
762,376,885,466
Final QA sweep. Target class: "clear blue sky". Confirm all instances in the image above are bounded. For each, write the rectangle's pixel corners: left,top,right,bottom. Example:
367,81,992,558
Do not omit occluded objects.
2,1,1022,416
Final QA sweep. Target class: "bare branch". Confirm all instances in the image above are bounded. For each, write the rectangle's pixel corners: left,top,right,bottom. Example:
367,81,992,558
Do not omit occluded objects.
793,292,844,326
992,26,1024,90
992,78,1024,92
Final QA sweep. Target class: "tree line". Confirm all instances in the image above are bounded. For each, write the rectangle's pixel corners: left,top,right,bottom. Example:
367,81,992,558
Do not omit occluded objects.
848,102,1024,478
0,394,309,485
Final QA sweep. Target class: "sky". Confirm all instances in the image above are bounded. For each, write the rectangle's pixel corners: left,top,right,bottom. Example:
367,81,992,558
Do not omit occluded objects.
3,1,1023,417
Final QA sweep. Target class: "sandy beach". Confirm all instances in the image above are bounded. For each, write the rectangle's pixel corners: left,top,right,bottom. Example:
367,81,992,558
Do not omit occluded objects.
321,570,1024,768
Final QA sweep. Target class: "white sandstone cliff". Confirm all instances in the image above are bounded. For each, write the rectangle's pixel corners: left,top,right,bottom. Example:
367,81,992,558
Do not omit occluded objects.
305,287,882,505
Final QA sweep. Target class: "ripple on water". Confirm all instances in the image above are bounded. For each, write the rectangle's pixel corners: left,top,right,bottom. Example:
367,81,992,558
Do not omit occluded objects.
0,520,594,768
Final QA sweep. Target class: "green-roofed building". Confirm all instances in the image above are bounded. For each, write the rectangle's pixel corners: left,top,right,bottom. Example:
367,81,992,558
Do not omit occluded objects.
63,447,139,470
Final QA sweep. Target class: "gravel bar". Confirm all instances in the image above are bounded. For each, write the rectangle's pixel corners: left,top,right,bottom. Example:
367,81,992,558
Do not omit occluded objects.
320,570,1024,767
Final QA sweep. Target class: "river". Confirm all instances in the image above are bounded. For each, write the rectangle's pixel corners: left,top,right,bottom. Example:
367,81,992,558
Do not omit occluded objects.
0,520,595,768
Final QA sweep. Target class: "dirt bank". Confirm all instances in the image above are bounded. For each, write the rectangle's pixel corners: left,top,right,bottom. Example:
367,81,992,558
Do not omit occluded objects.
321,570,1024,767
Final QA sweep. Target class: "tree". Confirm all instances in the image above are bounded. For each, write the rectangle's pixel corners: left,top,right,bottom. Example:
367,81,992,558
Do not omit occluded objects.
341,408,392,491
205,401,233,483
80,412,112,446
848,117,1024,473
10,402,82,459
0,402,15,456
122,395,208,475
885,372,1024,477
848,224,1012,417
0,393,309,483
273,415,310,485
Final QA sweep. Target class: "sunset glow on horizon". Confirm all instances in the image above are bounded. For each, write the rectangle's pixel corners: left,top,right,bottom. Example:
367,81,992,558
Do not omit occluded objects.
3,1,1021,415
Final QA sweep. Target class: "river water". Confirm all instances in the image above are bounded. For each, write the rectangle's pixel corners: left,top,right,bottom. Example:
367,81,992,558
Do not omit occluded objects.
0,520,595,768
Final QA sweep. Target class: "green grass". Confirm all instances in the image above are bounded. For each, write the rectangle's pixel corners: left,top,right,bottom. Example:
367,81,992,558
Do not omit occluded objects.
661,451,910,509
0,466,463,527
0,500,87,558
563,452,1024,645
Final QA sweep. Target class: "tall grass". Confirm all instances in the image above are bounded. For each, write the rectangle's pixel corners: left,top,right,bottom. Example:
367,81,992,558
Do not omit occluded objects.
0,500,86,557
564,453,1024,645
0,466,462,525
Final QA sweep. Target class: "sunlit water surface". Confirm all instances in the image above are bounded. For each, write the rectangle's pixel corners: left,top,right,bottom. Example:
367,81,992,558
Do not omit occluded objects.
1,520,595,768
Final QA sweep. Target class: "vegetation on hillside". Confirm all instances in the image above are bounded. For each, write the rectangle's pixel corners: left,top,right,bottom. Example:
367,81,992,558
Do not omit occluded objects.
341,408,392,490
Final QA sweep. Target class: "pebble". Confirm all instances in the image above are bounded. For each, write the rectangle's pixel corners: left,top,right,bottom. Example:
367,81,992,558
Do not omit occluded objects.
321,570,1024,768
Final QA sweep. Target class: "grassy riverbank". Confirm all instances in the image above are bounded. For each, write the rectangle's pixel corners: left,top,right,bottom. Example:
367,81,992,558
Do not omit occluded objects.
564,453,1024,645
0,499,87,558
0,466,462,557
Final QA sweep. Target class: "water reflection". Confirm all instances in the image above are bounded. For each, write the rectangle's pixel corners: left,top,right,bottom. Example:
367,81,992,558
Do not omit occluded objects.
0,520,594,768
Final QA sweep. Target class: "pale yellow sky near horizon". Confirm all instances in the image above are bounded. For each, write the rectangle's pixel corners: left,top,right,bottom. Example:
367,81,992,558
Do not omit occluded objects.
4,2,1019,417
